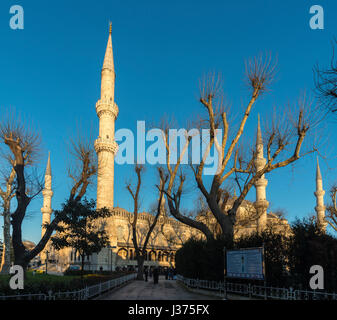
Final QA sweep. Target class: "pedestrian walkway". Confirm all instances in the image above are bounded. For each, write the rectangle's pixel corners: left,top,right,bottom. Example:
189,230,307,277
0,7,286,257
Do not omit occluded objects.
99,276,221,300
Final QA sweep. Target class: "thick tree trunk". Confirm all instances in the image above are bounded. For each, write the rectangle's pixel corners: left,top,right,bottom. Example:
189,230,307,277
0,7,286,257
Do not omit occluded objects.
207,196,234,240
136,255,145,280
0,168,15,274
0,206,11,274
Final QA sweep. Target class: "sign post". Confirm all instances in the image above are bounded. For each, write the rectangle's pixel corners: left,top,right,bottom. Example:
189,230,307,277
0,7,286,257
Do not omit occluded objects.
225,247,265,281
224,246,266,299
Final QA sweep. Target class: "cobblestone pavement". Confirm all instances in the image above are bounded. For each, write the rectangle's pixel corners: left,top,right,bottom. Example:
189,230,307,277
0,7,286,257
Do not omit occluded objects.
99,276,221,300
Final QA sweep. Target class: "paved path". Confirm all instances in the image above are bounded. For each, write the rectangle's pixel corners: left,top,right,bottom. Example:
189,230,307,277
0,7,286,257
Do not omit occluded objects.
99,276,220,300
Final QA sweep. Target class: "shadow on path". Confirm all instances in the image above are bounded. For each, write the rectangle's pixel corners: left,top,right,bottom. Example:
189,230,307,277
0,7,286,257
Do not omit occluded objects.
99,276,220,300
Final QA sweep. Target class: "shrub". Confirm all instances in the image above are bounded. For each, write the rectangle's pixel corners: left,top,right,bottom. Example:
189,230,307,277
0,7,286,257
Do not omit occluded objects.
175,219,337,291
0,270,133,296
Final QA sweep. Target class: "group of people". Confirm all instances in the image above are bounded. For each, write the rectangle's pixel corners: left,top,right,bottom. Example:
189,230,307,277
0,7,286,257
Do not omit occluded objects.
143,267,176,284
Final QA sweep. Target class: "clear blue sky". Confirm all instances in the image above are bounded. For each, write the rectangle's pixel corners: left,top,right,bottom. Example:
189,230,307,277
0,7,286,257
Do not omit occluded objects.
0,0,337,244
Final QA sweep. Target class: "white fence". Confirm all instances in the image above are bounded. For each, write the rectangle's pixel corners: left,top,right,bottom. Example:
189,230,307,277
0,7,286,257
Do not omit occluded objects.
0,273,137,300
177,275,337,300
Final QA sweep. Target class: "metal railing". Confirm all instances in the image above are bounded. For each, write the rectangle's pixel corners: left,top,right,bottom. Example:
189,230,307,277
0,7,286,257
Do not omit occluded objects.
177,275,337,300
0,273,137,301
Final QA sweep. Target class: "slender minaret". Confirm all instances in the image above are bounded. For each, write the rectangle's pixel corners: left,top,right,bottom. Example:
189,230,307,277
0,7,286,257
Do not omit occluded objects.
41,152,53,238
315,157,327,233
254,115,269,232
95,23,119,209
41,152,53,263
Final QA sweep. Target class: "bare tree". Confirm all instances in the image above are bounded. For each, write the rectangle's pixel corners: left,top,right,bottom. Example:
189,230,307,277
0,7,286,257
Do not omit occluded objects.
161,54,320,242
160,119,215,241
67,137,97,202
0,115,98,270
126,165,167,280
326,185,337,232
0,116,44,270
314,39,337,115
0,166,16,274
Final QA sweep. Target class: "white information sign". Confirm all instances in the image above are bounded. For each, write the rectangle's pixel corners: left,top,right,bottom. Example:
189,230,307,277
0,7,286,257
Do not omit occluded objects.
226,247,265,280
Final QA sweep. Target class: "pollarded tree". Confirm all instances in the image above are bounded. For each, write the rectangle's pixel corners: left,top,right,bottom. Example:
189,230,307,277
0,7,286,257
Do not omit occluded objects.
0,166,16,274
0,116,44,270
162,55,321,242
0,115,98,270
50,199,111,278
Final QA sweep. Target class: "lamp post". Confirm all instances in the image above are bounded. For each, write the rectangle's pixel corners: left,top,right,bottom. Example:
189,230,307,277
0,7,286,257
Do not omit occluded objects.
45,250,49,274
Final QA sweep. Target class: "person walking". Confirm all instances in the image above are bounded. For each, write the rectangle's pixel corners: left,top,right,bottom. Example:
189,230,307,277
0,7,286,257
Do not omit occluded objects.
168,268,173,280
144,268,148,282
153,267,159,284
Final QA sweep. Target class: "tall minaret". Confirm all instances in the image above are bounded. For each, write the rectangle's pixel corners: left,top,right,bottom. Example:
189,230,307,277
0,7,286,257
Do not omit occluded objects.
315,157,327,233
41,152,53,238
95,23,119,209
41,152,53,263
254,115,269,232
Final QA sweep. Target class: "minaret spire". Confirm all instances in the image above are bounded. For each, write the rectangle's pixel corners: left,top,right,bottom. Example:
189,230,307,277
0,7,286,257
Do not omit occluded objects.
95,26,119,209
315,157,327,233
316,156,322,181
256,114,263,147
102,23,114,74
254,115,269,232
45,151,51,176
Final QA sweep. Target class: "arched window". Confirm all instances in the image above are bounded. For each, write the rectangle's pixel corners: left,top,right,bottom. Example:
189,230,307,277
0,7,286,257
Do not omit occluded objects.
117,248,128,259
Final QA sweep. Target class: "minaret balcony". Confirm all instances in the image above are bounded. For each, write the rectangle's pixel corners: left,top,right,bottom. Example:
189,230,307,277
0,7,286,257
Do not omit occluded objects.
94,137,119,154
314,190,325,197
41,207,52,215
254,157,266,169
315,205,326,212
96,99,119,119
254,178,268,188
254,199,269,210
42,189,53,198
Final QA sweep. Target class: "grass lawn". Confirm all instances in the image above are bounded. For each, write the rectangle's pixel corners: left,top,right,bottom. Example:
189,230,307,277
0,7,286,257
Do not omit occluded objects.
0,270,133,296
